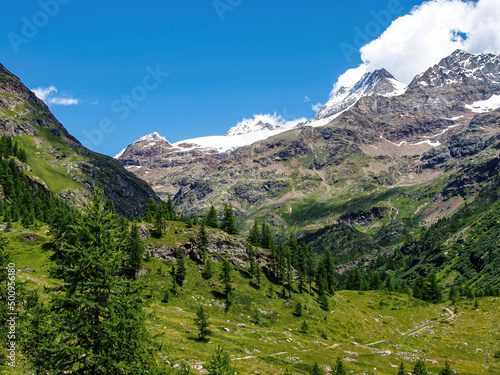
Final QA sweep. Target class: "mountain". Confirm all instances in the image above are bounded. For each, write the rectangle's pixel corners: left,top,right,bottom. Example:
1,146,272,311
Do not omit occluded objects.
116,50,500,254
0,62,160,217
310,68,406,126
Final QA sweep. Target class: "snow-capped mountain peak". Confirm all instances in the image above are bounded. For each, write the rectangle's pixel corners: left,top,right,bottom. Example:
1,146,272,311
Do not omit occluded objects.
136,131,168,143
310,68,406,126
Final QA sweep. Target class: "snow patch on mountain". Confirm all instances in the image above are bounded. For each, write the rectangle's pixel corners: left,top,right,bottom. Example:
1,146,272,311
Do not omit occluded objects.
465,94,500,113
114,148,127,159
175,127,297,153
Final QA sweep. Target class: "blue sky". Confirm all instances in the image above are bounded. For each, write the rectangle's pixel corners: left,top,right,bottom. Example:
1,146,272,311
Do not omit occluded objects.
2,0,493,156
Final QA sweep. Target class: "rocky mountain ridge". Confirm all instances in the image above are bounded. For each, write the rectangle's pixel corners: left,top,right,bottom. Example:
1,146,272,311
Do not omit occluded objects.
0,62,160,217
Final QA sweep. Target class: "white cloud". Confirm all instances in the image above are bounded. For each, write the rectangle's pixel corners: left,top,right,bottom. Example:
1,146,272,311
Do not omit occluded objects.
31,86,80,106
312,102,324,112
237,113,307,129
32,86,57,102
48,97,80,105
303,96,311,102
331,0,500,95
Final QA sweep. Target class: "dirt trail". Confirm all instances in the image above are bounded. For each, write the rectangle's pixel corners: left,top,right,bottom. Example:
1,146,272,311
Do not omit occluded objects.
408,307,454,337
366,307,454,346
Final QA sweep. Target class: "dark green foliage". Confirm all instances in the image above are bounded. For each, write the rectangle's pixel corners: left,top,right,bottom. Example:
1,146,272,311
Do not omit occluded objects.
345,267,364,291
300,320,309,334
162,289,170,303
26,189,156,374
176,249,187,287
310,362,325,375
397,362,405,375
448,285,459,303
194,305,210,341
413,276,426,301
206,345,234,375
205,205,219,229
220,259,232,295
247,219,261,246
427,274,442,303
318,292,329,311
199,221,208,252
145,198,157,222
103,198,116,214
333,357,348,375
254,262,262,289
439,361,453,375
413,359,427,375
221,203,238,235
203,254,213,280
294,302,303,317
125,222,144,278
185,215,193,228
153,206,167,237
0,136,74,230
260,222,274,249
322,250,337,295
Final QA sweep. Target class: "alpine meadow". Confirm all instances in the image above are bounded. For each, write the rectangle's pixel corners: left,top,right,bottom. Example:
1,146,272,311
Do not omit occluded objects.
1,0,500,374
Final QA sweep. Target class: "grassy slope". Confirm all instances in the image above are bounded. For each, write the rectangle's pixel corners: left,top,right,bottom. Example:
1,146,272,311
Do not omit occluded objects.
4,224,499,375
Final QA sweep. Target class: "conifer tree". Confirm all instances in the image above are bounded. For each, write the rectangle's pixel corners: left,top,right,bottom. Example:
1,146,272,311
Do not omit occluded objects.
333,357,348,375
153,206,166,237
300,320,309,334
369,270,381,290
205,206,219,229
428,274,442,303
165,194,175,221
310,362,325,375
319,292,329,311
397,361,405,375
221,259,232,295
194,305,210,341
439,361,453,375
27,189,156,373
322,250,337,295
294,302,303,317
413,276,426,301
199,221,208,252
260,223,273,249
207,345,234,375
203,254,213,280
254,263,262,289
176,249,187,287
247,219,261,246
125,221,144,278
145,198,157,222
222,203,238,235
413,359,427,375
